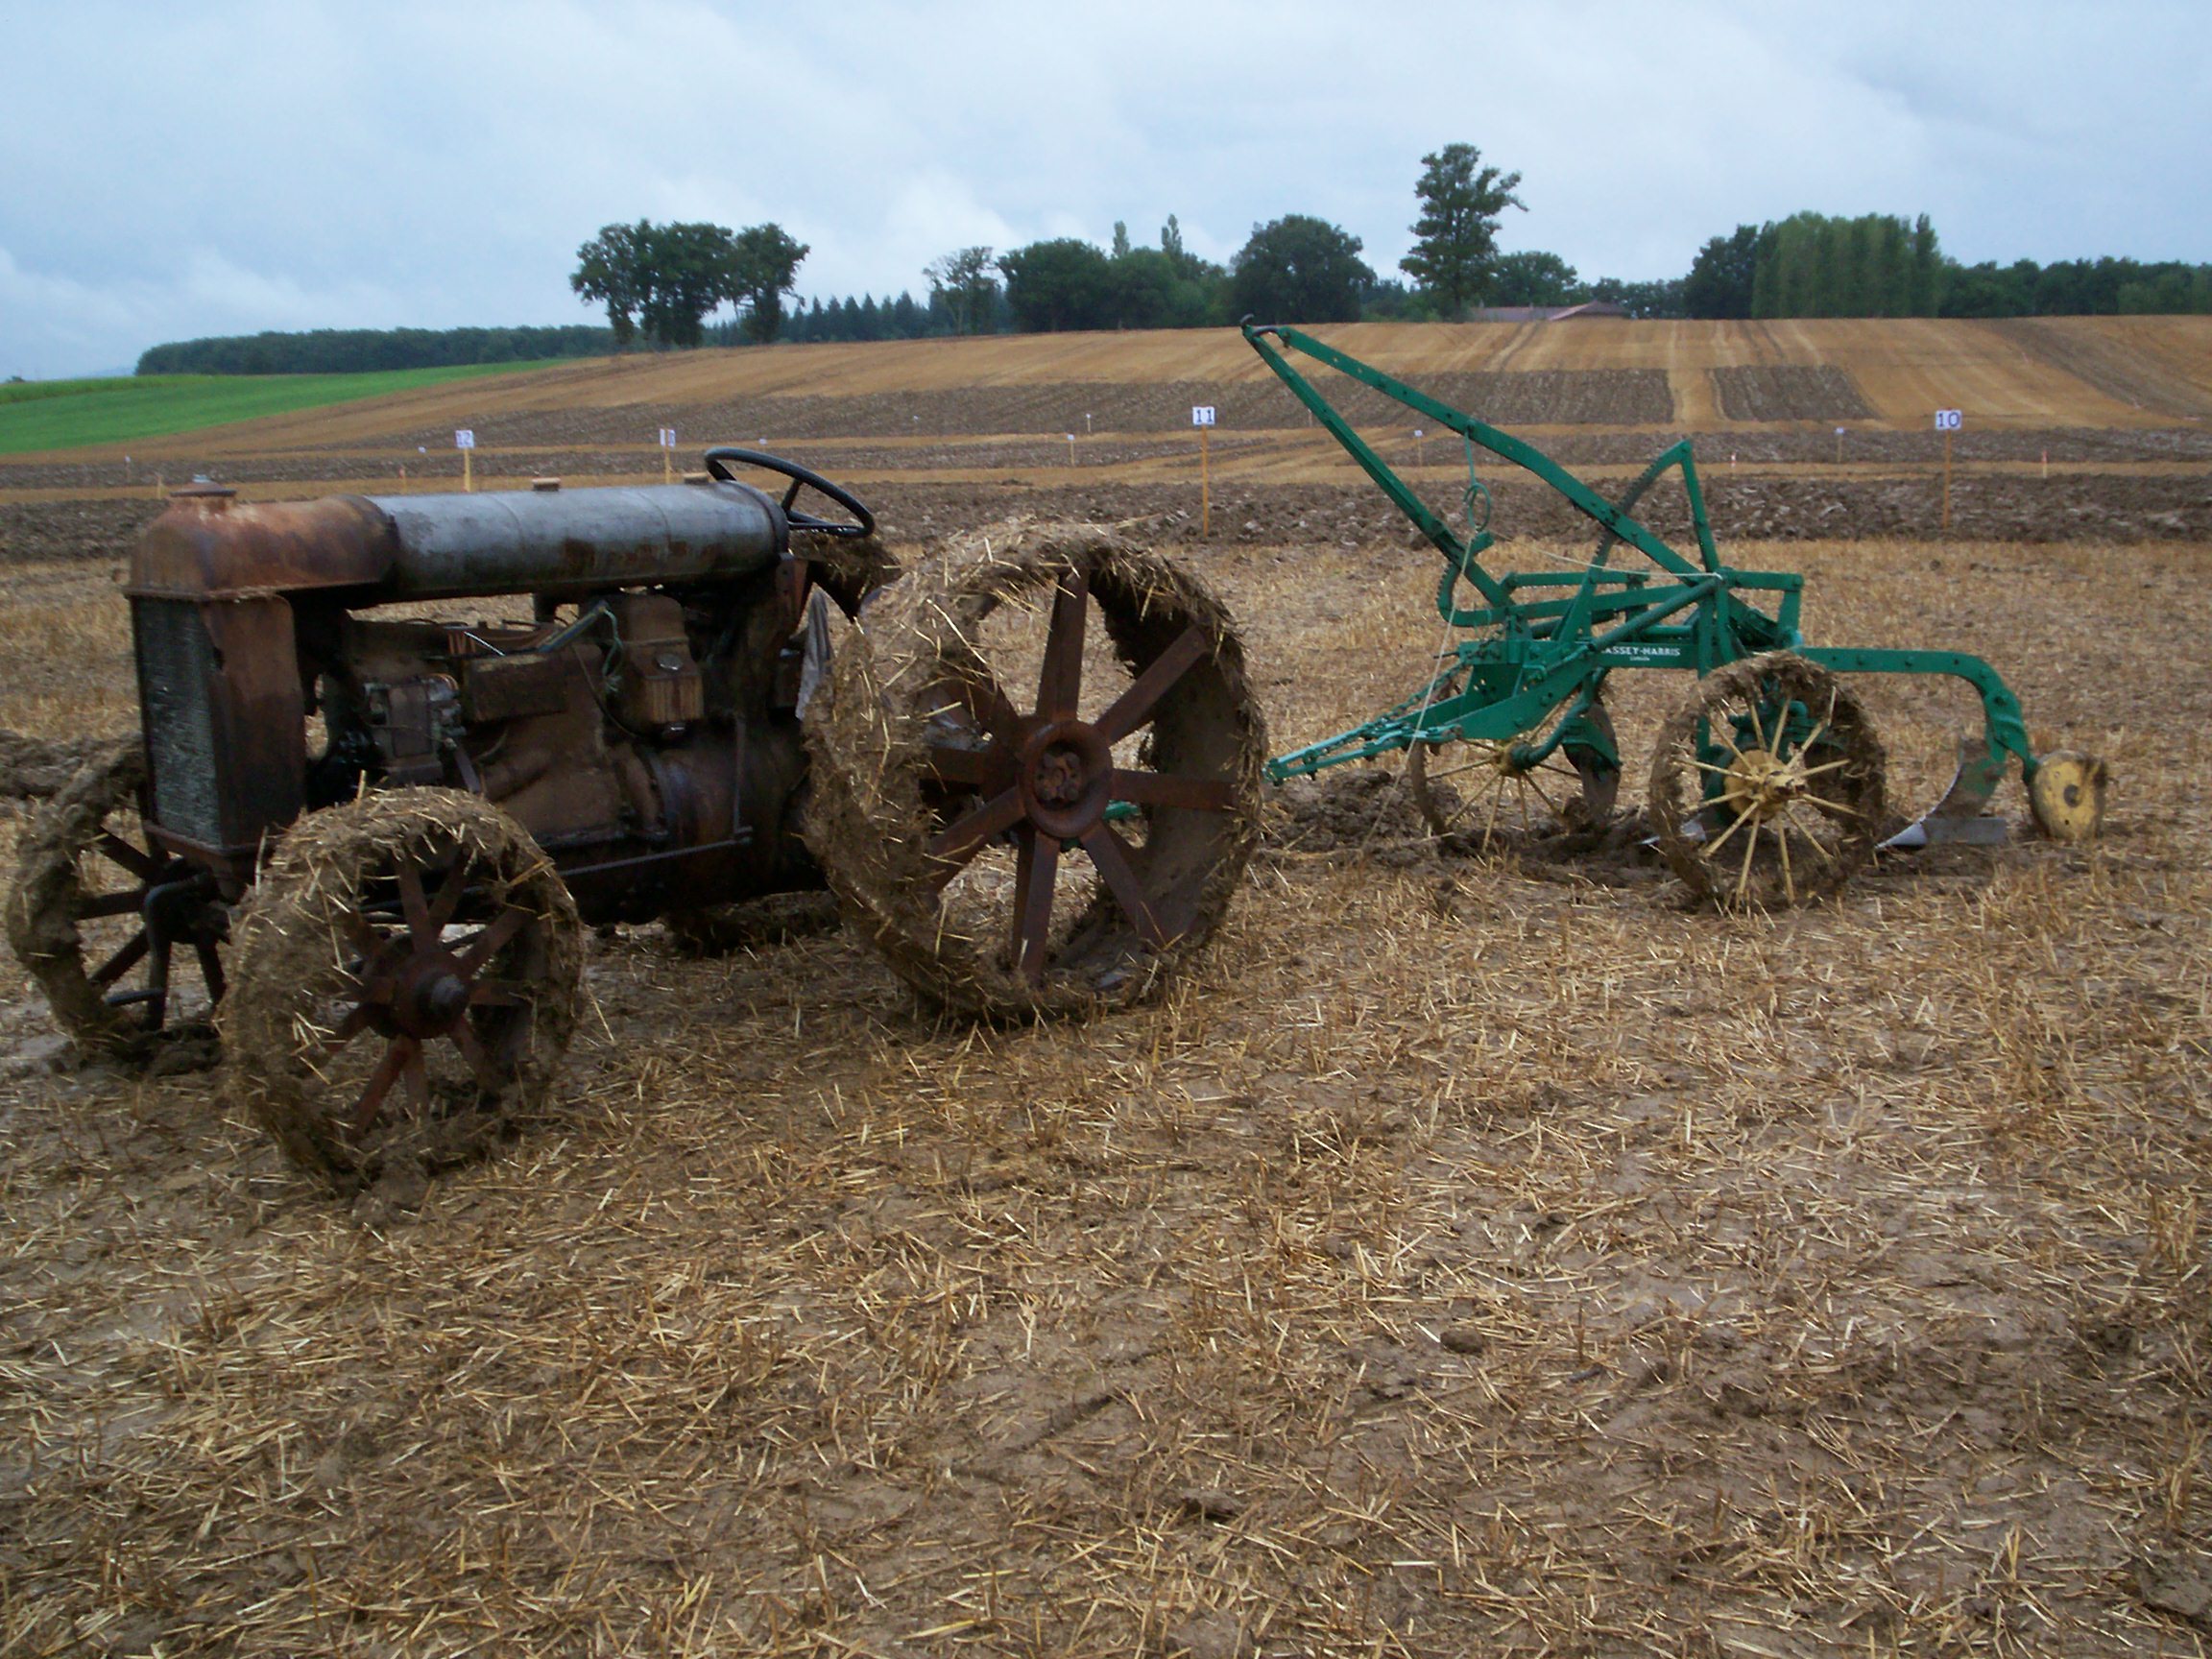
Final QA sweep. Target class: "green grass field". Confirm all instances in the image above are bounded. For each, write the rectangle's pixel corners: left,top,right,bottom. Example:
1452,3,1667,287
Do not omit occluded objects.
0,361,566,455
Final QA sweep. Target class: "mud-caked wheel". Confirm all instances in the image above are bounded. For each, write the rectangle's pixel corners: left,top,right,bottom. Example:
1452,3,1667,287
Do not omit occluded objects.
804,520,1266,1018
5,737,228,1062
1648,653,1887,908
222,789,582,1189
1407,698,1621,852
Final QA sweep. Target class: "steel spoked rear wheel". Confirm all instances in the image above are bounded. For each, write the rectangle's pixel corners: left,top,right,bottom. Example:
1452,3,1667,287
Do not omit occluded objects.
223,789,582,1189
805,520,1265,1018
5,738,228,1061
1647,653,1887,908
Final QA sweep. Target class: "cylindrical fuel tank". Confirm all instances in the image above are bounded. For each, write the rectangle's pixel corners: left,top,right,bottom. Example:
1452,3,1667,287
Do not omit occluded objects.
128,481,788,603
361,482,787,599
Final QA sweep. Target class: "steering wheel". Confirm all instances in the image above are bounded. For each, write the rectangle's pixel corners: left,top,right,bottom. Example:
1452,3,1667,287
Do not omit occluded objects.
702,447,876,540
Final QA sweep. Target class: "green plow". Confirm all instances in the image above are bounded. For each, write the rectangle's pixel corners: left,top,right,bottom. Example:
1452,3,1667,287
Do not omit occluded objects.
1244,321,2109,906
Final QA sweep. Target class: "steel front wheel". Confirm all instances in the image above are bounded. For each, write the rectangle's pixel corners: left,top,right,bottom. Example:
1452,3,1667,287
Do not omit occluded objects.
222,789,582,1189
5,738,228,1061
1406,700,1621,852
805,520,1265,1018
1647,653,1887,908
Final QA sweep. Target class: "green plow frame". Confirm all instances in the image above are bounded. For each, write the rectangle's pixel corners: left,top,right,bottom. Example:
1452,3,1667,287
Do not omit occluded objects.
1242,322,2100,864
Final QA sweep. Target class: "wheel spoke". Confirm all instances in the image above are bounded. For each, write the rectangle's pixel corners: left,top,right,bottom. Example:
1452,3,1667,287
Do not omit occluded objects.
324,999,378,1053
1094,625,1210,745
936,662,1022,745
1037,567,1088,721
89,930,150,989
1697,806,1756,862
397,861,434,950
71,889,146,921
95,831,160,883
925,785,1027,874
340,907,383,957
1743,695,1770,752
1735,817,1761,904
1804,794,1867,824
1079,823,1168,949
455,907,528,976
1009,824,1060,986
1109,767,1236,812
424,856,469,936
925,741,1010,789
449,1019,496,1090
1794,756,1856,780
349,1036,416,1132
400,1044,429,1114
1777,815,1796,903
1521,770,1564,816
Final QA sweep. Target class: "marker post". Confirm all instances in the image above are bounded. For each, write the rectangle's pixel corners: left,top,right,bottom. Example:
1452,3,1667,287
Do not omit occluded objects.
456,428,476,493
1192,404,1216,539
659,427,677,485
1933,409,1962,531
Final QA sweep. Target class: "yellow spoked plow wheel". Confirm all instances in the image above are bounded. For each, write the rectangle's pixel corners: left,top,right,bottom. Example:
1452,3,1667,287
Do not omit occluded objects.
1405,704,1620,854
1648,653,1887,908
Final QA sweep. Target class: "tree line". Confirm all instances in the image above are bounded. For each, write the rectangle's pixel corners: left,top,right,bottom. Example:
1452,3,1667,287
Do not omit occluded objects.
132,147,2212,375
135,325,616,376
1681,213,2212,319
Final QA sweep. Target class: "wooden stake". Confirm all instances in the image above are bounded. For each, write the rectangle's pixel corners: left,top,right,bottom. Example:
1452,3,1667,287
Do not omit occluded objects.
1941,428,1952,531
464,448,473,494
1199,424,1211,541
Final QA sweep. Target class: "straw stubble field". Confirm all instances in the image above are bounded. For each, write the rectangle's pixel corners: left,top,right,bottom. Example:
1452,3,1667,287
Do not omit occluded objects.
0,521,2207,1657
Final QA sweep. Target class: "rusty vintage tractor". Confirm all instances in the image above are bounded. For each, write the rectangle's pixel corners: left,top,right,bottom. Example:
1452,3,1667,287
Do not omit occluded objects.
6,454,1263,1186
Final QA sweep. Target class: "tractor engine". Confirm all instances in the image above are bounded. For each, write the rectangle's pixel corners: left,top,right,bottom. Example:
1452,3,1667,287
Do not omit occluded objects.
127,475,824,924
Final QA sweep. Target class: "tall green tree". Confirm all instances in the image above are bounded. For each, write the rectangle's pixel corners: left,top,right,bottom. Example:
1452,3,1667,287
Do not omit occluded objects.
571,218,805,349
1400,142,1525,315
1683,225,1761,318
1231,215,1374,323
1490,251,1582,307
924,246,1001,334
728,224,808,344
570,222,653,347
998,239,1116,331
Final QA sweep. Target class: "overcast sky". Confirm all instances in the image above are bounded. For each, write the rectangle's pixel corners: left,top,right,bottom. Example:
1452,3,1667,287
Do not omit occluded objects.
4,1,2207,378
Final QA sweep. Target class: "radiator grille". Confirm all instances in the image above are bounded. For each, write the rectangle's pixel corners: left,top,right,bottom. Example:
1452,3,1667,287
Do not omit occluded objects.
132,600,225,844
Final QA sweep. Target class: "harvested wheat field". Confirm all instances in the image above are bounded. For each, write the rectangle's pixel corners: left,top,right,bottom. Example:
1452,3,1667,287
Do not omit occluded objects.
0,493,2207,1655
3,318,2212,1654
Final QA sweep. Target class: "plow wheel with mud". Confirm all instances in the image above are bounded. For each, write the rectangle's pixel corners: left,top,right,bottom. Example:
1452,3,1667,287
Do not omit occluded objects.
1406,700,1621,852
1647,652,1887,908
805,521,1265,1018
222,789,582,1189
5,738,228,1062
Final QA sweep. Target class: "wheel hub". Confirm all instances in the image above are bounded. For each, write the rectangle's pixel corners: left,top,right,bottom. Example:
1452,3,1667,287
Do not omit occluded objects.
1019,720,1113,838
389,950,471,1038
1720,748,1804,822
